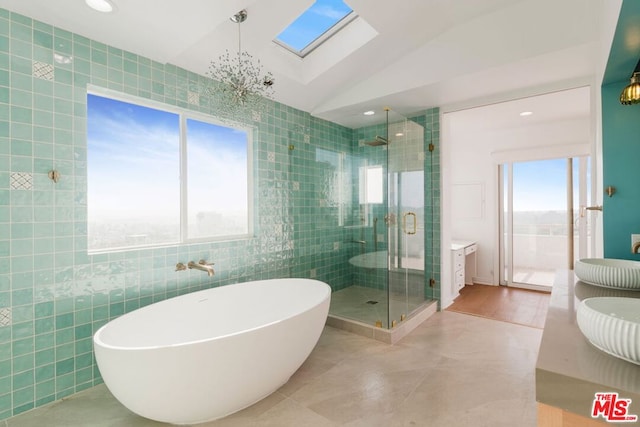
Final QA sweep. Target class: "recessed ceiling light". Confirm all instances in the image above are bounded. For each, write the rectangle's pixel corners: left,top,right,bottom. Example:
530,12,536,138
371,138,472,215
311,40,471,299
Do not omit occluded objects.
363,110,375,116
85,0,115,13
519,111,533,117
395,132,404,137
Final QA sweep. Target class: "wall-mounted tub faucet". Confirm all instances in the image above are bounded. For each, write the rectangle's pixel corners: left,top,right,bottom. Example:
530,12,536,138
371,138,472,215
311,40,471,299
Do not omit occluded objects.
188,260,215,277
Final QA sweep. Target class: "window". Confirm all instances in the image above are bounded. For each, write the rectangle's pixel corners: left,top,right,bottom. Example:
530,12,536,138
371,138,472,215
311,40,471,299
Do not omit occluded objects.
275,0,356,57
87,90,252,253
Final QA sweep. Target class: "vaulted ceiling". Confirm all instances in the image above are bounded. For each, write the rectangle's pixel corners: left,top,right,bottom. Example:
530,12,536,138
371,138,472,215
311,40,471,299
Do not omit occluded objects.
1,0,622,128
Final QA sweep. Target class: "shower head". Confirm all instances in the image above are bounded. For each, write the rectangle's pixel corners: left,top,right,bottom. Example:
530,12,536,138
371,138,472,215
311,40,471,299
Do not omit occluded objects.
364,135,388,146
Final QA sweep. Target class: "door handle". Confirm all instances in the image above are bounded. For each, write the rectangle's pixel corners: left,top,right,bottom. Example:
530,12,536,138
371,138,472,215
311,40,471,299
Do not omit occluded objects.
580,205,602,217
403,212,417,235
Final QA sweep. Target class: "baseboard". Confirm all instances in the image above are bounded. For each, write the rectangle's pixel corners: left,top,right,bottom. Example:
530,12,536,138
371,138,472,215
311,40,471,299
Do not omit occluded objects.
471,279,497,286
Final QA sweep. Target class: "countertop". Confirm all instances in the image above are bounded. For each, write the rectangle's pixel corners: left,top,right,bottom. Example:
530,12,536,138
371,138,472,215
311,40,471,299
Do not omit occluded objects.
535,270,640,421
451,240,476,251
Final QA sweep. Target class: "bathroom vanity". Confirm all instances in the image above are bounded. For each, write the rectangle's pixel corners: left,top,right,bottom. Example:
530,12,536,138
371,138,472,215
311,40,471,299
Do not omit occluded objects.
535,270,640,426
450,240,477,297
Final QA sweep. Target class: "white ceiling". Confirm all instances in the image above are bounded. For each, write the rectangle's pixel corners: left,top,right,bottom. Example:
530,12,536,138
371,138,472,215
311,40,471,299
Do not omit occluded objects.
445,86,592,133
1,0,620,128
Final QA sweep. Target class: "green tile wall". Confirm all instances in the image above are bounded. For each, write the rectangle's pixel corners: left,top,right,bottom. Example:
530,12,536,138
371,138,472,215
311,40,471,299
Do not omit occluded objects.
0,7,441,421
410,110,441,302
347,110,441,300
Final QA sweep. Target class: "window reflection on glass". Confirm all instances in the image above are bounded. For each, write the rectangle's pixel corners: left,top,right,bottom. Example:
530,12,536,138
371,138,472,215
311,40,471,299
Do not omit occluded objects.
316,148,346,226
359,165,383,204
399,170,424,270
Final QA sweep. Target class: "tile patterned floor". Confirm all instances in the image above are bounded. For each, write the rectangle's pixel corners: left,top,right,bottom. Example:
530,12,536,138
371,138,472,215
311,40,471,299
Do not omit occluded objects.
3,311,542,427
329,285,427,327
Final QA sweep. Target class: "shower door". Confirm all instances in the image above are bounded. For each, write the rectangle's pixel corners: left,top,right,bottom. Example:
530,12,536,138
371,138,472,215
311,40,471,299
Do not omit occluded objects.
387,116,425,326
331,110,428,330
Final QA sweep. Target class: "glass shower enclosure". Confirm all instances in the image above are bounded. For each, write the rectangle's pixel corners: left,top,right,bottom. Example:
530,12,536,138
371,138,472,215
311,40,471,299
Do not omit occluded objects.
329,109,434,329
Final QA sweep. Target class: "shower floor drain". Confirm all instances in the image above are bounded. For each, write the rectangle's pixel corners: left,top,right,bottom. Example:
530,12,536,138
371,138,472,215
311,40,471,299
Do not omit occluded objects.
366,300,379,305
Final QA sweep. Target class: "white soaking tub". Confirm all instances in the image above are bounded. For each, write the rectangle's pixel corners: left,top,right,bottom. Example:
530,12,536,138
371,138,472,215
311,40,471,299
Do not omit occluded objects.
93,278,331,425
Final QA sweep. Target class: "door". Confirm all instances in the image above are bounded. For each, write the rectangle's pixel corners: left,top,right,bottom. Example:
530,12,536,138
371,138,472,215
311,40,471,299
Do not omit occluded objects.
387,117,426,325
500,157,591,290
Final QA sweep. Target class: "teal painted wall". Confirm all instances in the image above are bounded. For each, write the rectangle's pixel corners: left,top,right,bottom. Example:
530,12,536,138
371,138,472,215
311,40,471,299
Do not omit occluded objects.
0,7,441,421
601,0,640,259
602,81,640,259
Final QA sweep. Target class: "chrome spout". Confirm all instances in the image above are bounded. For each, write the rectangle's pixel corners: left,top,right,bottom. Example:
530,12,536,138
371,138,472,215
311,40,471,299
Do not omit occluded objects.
188,260,215,277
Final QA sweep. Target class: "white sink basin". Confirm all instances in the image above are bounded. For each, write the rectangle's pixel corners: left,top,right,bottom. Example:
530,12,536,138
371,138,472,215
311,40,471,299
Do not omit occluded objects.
574,281,640,301
574,258,640,290
348,250,388,268
577,297,640,365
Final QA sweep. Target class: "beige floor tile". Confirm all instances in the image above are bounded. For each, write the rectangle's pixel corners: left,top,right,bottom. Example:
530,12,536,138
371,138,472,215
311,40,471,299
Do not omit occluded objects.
277,354,339,396
4,311,542,427
200,396,333,427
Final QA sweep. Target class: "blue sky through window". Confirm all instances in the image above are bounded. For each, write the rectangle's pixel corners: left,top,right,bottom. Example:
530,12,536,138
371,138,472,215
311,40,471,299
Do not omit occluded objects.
87,93,252,251
87,94,181,222
276,0,353,53
511,157,590,212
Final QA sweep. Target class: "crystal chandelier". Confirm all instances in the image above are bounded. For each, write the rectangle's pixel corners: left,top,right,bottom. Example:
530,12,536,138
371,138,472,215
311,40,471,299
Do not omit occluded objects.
205,9,275,117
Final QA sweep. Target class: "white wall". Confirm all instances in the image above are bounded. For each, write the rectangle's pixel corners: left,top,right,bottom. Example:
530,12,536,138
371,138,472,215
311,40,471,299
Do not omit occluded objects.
440,87,592,307
437,0,620,308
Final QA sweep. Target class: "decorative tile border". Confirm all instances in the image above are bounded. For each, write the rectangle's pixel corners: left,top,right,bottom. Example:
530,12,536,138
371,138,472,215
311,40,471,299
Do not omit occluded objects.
0,307,11,327
187,91,200,106
32,61,54,81
10,172,33,190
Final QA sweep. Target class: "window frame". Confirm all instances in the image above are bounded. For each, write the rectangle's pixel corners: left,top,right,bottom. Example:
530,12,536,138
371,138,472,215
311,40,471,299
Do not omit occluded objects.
274,8,358,58
86,86,254,254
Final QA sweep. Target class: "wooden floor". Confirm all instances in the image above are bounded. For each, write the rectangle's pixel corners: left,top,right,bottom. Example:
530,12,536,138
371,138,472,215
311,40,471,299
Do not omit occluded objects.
447,284,550,329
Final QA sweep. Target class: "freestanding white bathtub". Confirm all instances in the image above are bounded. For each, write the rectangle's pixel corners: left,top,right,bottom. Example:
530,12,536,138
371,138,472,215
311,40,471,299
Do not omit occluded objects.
93,278,331,425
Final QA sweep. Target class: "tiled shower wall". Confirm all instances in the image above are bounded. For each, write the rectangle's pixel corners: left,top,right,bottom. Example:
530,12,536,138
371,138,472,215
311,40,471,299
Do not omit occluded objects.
0,8,356,419
0,7,441,421
413,109,441,303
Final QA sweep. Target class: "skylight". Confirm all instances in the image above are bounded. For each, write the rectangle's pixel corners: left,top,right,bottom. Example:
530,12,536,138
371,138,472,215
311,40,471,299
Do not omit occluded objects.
275,0,356,57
